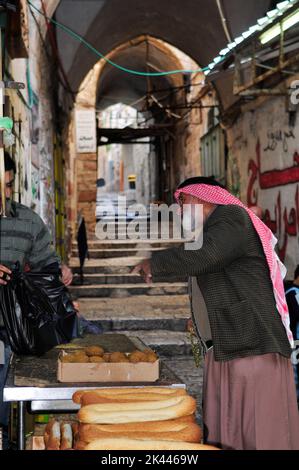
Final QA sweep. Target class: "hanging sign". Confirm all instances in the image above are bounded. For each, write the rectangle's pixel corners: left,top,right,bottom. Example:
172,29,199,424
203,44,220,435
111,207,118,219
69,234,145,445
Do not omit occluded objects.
75,109,97,153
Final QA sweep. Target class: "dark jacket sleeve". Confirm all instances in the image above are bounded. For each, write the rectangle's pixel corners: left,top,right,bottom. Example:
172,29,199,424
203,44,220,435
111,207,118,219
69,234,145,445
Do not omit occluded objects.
27,212,61,270
151,205,247,276
286,291,299,322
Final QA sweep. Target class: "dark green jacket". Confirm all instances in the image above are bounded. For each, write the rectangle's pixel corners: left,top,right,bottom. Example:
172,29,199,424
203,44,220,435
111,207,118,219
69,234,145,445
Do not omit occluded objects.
0,200,61,328
0,200,60,270
151,204,291,362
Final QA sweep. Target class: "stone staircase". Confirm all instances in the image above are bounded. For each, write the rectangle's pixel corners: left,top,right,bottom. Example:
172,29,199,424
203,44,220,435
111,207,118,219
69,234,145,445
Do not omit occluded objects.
69,239,191,355
69,238,203,417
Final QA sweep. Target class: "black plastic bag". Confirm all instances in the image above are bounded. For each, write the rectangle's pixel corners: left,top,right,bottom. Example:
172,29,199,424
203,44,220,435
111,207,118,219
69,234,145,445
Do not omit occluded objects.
0,262,79,355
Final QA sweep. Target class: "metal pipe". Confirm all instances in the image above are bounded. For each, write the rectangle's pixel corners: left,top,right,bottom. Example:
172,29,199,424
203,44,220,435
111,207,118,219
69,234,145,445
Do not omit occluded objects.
0,32,5,217
17,401,25,450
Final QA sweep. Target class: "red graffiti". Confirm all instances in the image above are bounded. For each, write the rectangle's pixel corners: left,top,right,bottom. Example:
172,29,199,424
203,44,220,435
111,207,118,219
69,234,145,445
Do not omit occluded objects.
248,138,299,193
263,190,299,261
247,140,260,206
247,139,299,262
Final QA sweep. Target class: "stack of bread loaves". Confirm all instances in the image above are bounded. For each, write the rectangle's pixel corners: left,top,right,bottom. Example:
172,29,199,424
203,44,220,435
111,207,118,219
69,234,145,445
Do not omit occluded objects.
72,387,218,450
44,421,75,450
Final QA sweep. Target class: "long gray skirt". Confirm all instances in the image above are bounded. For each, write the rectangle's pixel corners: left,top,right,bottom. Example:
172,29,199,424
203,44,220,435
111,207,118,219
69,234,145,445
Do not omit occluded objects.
203,349,299,450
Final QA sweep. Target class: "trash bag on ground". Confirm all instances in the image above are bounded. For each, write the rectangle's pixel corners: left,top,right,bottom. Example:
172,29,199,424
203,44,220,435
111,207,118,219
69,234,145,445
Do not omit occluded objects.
0,262,79,356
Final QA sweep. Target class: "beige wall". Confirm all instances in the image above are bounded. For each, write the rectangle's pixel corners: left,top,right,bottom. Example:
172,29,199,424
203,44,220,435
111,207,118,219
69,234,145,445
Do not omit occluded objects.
76,151,97,236
225,77,299,276
7,1,58,239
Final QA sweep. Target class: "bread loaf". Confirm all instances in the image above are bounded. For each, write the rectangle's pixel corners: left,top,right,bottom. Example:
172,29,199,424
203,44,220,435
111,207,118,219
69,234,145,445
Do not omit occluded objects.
77,422,202,443
81,389,187,406
60,423,73,450
76,438,219,451
44,420,61,450
72,387,186,404
72,422,79,442
78,395,196,424
77,415,195,435
79,395,191,412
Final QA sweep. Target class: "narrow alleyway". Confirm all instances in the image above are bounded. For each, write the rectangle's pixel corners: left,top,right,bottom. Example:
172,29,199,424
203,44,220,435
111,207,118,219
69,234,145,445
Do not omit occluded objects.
69,237,204,422
2,0,299,453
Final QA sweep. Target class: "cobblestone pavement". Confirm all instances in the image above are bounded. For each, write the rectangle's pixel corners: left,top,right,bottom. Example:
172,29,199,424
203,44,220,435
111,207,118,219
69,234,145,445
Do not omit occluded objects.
78,295,190,319
161,355,204,426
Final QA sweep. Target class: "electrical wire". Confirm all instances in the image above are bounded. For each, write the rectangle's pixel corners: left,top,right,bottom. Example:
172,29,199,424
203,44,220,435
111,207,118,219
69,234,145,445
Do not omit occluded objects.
26,1,215,126
28,1,99,102
28,1,77,99
216,0,232,43
26,0,214,77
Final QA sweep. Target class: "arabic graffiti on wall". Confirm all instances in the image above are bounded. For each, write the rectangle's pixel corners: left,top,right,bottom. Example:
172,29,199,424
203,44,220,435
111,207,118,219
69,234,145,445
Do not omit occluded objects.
227,96,299,274
247,138,299,263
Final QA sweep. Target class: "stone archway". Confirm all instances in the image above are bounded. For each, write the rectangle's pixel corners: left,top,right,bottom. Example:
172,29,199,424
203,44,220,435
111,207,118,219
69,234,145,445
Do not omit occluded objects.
66,35,203,239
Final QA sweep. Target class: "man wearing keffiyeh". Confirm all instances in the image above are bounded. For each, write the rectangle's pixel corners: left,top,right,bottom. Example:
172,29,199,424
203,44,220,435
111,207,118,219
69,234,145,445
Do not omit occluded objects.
133,176,299,450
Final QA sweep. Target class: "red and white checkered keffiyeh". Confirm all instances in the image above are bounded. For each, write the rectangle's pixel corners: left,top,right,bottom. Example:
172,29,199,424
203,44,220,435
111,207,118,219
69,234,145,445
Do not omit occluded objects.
174,183,293,347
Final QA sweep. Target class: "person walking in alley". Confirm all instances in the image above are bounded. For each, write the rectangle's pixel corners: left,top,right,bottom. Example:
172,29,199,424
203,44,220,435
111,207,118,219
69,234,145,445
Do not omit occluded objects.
286,265,299,402
132,176,299,450
0,152,73,449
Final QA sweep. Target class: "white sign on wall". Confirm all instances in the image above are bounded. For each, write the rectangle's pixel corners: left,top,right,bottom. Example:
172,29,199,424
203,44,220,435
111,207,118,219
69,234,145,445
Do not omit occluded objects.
75,109,97,153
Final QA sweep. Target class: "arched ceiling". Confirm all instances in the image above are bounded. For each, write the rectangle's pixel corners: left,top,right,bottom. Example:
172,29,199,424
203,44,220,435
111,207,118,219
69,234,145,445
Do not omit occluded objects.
96,38,187,111
54,0,279,106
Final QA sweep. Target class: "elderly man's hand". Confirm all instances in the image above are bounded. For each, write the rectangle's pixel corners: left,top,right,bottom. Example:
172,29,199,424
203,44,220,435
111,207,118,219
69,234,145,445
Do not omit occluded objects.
131,259,153,284
0,264,11,285
61,264,73,286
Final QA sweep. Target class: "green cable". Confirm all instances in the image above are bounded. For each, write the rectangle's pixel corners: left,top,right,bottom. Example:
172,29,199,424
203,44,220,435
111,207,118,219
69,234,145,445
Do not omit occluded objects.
26,59,34,108
27,0,213,77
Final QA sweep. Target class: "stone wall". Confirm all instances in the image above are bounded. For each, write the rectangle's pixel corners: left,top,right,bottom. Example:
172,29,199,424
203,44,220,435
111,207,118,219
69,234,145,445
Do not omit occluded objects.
225,76,299,277
76,151,97,236
7,0,58,240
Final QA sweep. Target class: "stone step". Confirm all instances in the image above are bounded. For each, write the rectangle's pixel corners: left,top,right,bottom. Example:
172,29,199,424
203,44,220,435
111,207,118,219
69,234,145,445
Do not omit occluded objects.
72,265,134,275
70,255,184,275
69,256,145,274
71,247,166,259
105,330,192,356
94,228,176,240
78,295,190,332
72,273,187,285
70,282,188,298
81,316,188,333
72,239,182,250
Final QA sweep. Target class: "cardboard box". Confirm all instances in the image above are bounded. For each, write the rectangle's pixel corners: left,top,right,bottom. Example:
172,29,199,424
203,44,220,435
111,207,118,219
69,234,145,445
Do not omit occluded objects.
57,351,159,383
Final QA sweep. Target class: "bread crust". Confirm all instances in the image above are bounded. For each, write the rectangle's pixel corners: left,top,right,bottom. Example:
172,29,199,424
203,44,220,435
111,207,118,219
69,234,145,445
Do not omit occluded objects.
77,422,202,443
72,387,186,404
44,420,61,450
60,423,73,450
78,396,196,424
76,438,219,450
80,389,187,406
85,346,104,357
76,415,195,436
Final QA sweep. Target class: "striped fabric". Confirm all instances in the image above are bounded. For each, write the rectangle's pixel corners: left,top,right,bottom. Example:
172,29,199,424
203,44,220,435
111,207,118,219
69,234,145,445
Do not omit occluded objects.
0,200,60,271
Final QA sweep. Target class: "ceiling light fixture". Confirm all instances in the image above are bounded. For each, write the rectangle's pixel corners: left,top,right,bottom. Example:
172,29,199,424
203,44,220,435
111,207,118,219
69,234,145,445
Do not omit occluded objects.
260,8,299,44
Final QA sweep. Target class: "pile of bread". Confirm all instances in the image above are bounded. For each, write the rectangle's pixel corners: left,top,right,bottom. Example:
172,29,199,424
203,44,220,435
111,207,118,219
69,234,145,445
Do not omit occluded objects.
60,346,158,364
44,421,75,450
71,387,218,450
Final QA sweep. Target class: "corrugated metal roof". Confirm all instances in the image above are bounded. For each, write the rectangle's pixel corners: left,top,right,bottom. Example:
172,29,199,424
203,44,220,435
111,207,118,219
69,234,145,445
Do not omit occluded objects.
205,0,299,76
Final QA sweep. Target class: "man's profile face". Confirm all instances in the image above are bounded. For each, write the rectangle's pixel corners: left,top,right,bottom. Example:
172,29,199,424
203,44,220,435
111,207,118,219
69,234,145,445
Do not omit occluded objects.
179,193,216,222
5,170,14,199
